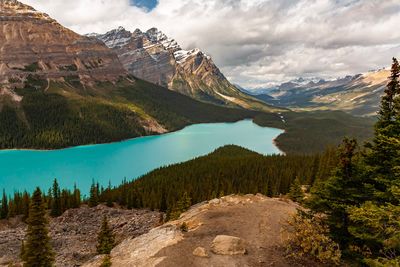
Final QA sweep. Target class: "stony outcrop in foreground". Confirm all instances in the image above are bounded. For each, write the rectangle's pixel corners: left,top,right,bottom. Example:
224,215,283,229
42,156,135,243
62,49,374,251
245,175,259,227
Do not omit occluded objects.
84,194,312,267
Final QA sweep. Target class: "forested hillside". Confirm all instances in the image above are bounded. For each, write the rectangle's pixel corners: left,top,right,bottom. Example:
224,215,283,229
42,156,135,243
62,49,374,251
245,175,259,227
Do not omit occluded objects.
101,145,338,215
0,77,256,149
254,110,375,154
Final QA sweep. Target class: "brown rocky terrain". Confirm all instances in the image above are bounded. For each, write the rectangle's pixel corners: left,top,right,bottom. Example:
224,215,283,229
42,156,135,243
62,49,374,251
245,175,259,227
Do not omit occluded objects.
0,205,161,266
0,0,126,98
84,194,320,267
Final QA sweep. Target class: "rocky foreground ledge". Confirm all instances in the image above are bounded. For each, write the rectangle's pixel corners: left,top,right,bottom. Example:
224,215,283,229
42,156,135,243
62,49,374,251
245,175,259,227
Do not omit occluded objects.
1,195,319,267
0,205,161,266
84,194,313,267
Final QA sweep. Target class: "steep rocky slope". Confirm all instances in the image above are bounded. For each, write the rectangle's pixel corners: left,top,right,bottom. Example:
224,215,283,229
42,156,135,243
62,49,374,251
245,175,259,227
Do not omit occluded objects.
90,27,277,112
0,0,125,92
0,205,161,267
84,194,320,267
256,70,389,116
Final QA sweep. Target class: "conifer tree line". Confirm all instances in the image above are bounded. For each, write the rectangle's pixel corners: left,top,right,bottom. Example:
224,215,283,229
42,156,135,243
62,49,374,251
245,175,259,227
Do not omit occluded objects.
98,145,338,216
0,179,81,220
307,57,400,266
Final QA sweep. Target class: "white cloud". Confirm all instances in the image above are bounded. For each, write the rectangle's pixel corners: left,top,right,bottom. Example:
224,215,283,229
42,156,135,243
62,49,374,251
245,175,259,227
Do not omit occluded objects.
22,0,400,88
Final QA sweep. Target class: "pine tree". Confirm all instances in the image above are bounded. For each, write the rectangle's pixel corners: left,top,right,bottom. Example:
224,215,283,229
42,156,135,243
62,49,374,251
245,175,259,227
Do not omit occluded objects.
72,183,81,209
1,189,8,219
22,191,30,221
96,216,115,255
288,177,304,203
377,57,400,129
308,138,367,248
106,181,113,208
23,187,54,267
363,57,400,204
346,58,400,263
89,180,99,207
50,179,61,217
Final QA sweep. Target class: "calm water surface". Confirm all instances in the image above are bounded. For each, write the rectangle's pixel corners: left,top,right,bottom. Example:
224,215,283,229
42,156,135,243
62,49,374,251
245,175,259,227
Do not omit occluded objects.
0,120,283,195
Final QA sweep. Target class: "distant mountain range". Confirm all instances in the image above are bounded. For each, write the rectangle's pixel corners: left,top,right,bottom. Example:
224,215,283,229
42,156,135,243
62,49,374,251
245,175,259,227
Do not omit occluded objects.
88,27,274,111
242,70,388,116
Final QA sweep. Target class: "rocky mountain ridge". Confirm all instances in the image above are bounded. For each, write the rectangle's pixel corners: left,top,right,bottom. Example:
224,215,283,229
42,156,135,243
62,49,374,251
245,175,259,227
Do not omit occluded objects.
90,27,277,111
250,69,389,116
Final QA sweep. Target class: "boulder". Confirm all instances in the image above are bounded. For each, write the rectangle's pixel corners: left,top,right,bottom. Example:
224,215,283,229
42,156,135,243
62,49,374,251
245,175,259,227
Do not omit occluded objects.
211,235,246,255
192,246,208,258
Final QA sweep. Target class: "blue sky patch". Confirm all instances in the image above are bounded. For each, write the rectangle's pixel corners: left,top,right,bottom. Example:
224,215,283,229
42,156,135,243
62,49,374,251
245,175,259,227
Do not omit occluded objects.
130,0,158,11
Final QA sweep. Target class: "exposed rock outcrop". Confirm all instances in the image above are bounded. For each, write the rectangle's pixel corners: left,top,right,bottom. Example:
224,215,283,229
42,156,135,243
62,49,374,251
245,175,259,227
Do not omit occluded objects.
0,0,126,94
192,247,209,258
83,194,313,267
210,235,247,255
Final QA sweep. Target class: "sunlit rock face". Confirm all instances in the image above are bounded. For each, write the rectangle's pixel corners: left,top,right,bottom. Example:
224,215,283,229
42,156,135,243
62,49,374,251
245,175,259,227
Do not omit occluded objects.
92,27,251,106
0,0,126,91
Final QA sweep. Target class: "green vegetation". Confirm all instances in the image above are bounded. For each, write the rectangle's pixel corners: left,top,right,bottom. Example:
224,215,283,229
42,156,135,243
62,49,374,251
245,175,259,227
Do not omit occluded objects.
96,216,115,255
4,180,81,220
1,189,8,219
288,177,304,203
100,145,337,213
0,77,255,150
254,110,374,154
100,255,112,267
22,188,54,267
284,212,341,265
305,57,400,265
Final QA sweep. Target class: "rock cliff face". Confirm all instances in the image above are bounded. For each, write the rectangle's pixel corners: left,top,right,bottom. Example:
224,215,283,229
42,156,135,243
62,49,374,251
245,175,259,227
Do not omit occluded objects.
91,27,276,111
0,0,126,93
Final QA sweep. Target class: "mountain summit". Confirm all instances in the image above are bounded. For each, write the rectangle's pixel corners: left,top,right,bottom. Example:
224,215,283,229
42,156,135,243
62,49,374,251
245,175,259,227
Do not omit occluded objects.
90,27,275,111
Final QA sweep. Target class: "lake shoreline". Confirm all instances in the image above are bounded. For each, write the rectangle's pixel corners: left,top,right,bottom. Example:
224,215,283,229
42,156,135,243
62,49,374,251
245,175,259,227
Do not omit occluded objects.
0,118,285,154
0,119,253,152
0,120,284,195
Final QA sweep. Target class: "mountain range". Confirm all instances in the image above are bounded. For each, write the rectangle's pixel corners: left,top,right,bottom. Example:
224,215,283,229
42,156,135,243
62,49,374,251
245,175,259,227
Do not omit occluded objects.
245,70,388,116
88,27,273,111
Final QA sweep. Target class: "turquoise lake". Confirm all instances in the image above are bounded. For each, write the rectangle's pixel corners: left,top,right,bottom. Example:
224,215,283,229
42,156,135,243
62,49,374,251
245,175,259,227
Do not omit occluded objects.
0,120,283,196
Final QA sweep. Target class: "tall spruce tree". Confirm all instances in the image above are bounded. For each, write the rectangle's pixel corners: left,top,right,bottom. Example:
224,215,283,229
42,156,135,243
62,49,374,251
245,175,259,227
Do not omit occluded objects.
89,180,99,207
363,57,400,204
50,179,61,217
96,216,115,255
346,58,400,264
23,187,54,267
307,138,368,248
1,189,8,219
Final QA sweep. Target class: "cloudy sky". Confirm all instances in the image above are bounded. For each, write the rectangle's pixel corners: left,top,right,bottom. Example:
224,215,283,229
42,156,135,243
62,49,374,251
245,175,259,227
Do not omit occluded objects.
23,0,400,89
